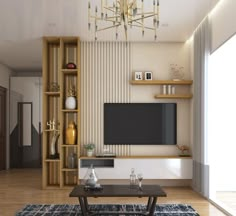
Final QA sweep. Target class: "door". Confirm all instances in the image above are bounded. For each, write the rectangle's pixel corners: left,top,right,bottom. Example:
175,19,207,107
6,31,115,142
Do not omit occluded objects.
0,86,6,170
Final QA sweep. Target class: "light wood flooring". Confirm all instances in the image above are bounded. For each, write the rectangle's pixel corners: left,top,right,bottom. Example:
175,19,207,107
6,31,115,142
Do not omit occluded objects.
0,169,227,216
216,192,236,213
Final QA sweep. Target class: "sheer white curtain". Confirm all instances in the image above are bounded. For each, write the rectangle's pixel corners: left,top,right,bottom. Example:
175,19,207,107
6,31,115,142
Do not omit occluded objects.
192,16,211,197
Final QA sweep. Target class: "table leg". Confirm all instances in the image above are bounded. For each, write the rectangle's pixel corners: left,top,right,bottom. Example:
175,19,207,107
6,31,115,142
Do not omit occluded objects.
84,197,89,212
148,197,157,216
146,197,153,212
78,197,87,216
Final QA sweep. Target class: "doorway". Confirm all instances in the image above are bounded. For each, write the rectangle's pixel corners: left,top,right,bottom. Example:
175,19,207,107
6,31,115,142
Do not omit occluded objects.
10,77,42,168
0,86,6,171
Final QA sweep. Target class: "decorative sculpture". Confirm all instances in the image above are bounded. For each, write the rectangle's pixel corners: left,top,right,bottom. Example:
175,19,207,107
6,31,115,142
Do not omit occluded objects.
46,119,57,130
176,144,190,156
49,131,60,159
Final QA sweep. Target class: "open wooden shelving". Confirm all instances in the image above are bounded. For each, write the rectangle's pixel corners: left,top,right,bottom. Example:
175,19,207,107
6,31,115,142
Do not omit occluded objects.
44,92,60,96
61,109,79,113
130,80,193,85
61,144,78,147
130,79,193,99
154,94,193,99
42,37,81,189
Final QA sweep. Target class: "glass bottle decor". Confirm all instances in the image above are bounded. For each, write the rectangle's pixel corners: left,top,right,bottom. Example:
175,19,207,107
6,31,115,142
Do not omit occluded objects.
66,121,77,145
83,164,98,187
130,168,136,188
68,153,76,169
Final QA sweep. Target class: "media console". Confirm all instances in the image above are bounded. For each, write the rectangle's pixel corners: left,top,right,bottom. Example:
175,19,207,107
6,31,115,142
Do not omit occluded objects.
78,156,192,181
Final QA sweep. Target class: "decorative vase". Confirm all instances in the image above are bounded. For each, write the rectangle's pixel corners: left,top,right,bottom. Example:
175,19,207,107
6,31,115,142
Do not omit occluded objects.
87,150,94,157
83,164,98,187
65,96,76,110
66,121,77,145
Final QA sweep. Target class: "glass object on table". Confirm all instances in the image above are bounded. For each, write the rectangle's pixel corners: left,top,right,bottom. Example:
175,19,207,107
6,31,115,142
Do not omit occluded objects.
130,168,136,188
137,173,143,190
83,164,98,187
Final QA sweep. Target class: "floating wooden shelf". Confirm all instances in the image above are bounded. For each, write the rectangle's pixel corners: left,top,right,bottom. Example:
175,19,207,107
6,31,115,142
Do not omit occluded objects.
44,129,60,132
61,144,78,147
61,168,77,171
61,109,79,113
130,80,193,85
45,159,60,162
61,69,78,75
154,94,193,99
44,91,60,96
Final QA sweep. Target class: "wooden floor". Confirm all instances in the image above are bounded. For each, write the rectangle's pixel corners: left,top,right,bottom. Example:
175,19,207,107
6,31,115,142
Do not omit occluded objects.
216,192,236,213
0,169,227,216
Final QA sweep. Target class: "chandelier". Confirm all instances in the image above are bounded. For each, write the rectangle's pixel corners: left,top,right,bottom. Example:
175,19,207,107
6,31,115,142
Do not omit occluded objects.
88,0,160,40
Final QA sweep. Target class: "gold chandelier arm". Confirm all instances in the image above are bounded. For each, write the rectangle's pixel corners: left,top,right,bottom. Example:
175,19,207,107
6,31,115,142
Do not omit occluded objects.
97,23,121,32
129,14,158,23
90,16,121,23
135,12,158,15
129,23,155,31
103,6,116,13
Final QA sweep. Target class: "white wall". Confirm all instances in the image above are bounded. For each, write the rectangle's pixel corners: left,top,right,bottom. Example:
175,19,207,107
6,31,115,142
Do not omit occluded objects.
0,64,12,88
130,42,192,156
210,0,236,52
0,63,13,169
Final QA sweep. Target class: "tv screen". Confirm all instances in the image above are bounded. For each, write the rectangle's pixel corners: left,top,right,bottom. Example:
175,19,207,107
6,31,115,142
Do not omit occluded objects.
104,103,176,145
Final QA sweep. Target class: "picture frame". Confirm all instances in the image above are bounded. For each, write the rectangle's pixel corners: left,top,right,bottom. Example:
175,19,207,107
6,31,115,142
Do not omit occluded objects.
134,72,143,80
144,72,152,80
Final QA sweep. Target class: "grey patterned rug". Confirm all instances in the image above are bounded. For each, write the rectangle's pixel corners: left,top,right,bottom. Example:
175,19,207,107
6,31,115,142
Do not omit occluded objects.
16,204,200,215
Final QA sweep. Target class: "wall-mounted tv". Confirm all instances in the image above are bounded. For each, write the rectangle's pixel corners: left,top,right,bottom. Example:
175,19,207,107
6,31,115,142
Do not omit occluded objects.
104,103,177,145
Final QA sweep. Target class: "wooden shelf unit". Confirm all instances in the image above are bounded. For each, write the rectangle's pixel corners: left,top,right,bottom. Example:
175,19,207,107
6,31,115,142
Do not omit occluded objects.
130,79,193,99
61,109,79,113
44,92,60,96
154,94,193,99
42,37,81,189
130,80,193,85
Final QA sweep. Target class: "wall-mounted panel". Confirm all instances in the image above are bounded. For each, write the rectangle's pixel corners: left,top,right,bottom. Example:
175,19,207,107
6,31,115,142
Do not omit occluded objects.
81,42,131,156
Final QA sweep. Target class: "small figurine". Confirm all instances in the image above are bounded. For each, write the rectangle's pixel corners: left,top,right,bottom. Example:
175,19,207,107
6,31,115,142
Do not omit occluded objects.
176,144,190,156
46,118,57,130
47,120,52,130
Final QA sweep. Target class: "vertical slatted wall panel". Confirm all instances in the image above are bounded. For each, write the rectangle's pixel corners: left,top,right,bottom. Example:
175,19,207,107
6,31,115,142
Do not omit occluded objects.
81,42,131,156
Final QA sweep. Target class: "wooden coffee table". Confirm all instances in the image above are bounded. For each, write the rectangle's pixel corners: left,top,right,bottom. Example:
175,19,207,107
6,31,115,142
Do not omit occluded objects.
69,184,167,215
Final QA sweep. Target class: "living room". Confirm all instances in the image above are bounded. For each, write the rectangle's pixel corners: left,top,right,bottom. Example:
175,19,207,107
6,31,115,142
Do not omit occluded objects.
0,0,236,216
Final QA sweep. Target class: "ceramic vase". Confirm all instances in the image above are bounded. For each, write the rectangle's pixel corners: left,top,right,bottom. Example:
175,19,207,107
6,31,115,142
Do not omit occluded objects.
66,121,77,144
87,150,94,157
65,96,76,109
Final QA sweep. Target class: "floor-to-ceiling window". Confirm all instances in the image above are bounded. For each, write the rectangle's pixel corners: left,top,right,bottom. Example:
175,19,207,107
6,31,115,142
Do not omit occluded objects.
207,34,236,215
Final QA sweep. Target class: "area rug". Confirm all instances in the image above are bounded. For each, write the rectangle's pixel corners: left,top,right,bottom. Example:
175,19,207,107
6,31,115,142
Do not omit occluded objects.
16,204,199,216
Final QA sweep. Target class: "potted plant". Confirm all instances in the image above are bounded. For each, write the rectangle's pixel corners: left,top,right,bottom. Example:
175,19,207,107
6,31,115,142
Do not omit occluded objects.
84,144,95,157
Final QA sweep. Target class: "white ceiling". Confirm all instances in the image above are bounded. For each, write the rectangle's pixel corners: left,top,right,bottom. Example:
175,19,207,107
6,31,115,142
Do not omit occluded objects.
0,0,219,72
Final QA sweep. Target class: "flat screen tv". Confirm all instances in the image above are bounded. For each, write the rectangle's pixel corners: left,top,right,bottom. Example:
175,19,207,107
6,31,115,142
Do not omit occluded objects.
104,103,176,145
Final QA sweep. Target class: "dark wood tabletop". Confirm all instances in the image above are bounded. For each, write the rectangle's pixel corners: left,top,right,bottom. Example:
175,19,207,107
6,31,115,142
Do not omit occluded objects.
69,184,167,198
